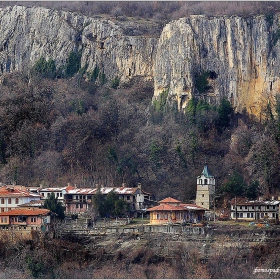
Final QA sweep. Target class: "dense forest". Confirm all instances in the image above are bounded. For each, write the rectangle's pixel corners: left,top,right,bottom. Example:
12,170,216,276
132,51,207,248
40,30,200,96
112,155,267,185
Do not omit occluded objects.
0,1,280,202
0,61,280,202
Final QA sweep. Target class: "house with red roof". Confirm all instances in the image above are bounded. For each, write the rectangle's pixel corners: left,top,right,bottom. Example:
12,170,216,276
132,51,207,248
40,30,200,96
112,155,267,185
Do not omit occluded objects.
0,186,41,213
147,197,206,225
0,208,51,229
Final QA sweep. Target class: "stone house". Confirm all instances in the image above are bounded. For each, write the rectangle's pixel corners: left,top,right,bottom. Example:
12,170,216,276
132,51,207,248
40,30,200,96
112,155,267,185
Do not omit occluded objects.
147,197,206,225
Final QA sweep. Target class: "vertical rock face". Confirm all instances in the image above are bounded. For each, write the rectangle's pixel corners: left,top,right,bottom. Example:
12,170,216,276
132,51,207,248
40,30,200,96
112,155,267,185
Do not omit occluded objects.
0,5,156,83
1,5,280,118
154,15,280,118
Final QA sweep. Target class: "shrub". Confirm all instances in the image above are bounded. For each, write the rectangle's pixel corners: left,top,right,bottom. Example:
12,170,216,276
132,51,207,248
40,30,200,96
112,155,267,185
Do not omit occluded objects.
194,71,210,94
65,51,82,77
153,89,169,111
111,76,120,89
90,65,100,81
31,57,57,79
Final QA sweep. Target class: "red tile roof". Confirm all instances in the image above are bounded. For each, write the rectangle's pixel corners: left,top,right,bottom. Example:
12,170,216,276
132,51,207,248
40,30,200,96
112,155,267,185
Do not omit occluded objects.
0,187,40,198
0,208,50,216
147,204,185,212
159,197,181,204
147,203,206,212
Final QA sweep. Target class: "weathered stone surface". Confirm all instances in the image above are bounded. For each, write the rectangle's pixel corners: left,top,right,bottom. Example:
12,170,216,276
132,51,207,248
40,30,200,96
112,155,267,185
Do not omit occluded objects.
154,15,280,117
0,5,156,83
1,5,280,117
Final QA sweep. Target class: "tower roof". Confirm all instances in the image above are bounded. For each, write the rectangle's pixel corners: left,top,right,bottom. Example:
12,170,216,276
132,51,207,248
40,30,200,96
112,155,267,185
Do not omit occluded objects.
201,164,214,178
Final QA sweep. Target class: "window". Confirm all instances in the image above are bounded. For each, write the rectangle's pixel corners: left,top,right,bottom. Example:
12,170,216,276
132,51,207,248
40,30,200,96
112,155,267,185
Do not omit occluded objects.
18,216,26,222
1,198,4,204
60,193,62,197
251,213,254,218
252,206,254,209
267,206,269,210
240,213,243,218
247,213,250,218
56,193,59,197
8,198,11,204
1,208,4,213
15,198,19,204
47,193,50,197
31,217,37,223
76,204,79,209
258,206,261,210
127,196,130,201
41,193,44,196
245,206,247,209
204,179,207,184
80,204,83,209
273,205,276,209
202,194,204,197
240,206,242,210
273,213,275,218
201,202,204,205
8,208,11,211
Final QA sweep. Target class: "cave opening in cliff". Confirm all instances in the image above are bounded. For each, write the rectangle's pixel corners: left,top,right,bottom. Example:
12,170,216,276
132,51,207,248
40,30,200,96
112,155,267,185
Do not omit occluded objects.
209,71,217,80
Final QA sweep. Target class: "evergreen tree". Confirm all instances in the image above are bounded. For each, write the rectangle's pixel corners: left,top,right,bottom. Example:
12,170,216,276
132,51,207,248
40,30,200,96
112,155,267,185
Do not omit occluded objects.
43,193,65,220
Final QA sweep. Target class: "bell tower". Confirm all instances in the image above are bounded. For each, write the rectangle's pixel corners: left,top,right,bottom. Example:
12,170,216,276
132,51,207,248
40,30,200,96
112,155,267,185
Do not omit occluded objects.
196,163,215,210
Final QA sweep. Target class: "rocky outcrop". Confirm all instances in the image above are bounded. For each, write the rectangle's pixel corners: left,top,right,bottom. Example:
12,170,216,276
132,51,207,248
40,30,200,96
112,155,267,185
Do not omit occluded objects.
0,5,156,83
154,15,280,117
1,5,280,117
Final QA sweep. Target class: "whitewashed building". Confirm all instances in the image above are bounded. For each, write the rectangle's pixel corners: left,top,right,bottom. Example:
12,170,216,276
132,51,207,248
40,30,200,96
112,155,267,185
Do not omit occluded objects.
230,197,280,221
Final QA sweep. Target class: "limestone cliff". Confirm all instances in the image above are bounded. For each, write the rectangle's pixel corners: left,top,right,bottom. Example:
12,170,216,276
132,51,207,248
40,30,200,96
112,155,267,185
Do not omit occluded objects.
1,5,280,118
0,5,156,83
154,15,280,118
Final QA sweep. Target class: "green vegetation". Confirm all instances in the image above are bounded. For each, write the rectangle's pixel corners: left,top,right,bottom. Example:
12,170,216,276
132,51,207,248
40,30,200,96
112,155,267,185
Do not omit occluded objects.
65,51,82,77
90,65,100,81
221,171,260,199
152,89,168,112
31,57,57,79
100,71,107,85
92,190,129,217
111,76,120,89
194,71,210,93
265,13,274,29
215,97,233,132
43,193,65,220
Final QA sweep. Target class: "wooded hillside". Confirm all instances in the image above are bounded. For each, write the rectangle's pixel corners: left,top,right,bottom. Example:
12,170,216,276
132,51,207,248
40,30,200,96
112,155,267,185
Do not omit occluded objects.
0,68,280,201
